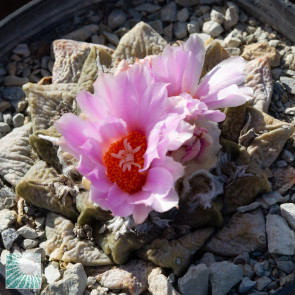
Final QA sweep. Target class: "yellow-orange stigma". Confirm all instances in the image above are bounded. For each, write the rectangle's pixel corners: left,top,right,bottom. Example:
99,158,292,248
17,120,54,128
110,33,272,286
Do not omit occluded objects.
104,132,147,194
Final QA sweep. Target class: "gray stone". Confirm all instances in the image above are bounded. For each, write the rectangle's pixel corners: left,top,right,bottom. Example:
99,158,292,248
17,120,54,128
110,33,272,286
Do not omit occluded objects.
276,260,295,274
22,239,39,249
135,3,161,13
1,228,19,250
41,263,87,295
12,113,25,128
161,2,177,22
44,262,61,284
224,2,239,30
254,262,265,276
0,86,24,101
199,252,216,267
0,209,17,233
204,209,266,256
196,33,211,44
233,252,250,265
243,264,255,279
210,261,243,295
239,277,256,293
224,35,241,48
175,0,198,6
4,76,29,87
282,150,294,163
0,187,18,209
210,9,224,24
269,204,280,214
3,113,12,126
174,22,187,39
0,122,11,133
280,76,295,95
177,8,189,22
108,9,126,30
178,264,209,295
202,21,223,37
266,214,295,255
237,202,261,213
17,225,39,239
148,268,180,295
13,43,30,57
272,68,283,80
187,20,200,34
103,32,119,46
276,160,288,168
226,47,241,56
148,20,163,35
281,203,295,230
255,276,271,291
261,191,285,208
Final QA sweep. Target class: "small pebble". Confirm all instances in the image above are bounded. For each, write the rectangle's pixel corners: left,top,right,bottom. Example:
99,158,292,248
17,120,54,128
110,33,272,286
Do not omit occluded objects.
0,122,11,133
1,228,19,250
12,113,25,128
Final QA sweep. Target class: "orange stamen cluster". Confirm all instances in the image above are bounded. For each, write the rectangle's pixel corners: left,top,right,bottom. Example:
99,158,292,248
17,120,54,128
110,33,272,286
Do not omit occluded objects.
104,132,147,194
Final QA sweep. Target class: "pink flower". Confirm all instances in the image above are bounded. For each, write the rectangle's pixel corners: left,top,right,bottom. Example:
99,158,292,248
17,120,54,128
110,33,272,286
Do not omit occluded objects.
115,34,252,117
55,64,194,224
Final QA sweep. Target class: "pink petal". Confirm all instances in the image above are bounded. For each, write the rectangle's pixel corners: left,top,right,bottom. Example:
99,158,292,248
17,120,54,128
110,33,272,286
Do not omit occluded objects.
151,189,179,213
195,56,246,99
76,90,108,121
132,204,153,224
152,34,205,96
202,84,250,109
90,187,110,211
142,167,174,196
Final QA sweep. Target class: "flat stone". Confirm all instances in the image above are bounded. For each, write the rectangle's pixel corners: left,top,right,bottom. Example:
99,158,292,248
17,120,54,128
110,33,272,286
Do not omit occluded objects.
204,208,266,256
135,3,161,13
0,123,33,186
1,228,19,250
177,8,189,22
41,263,87,295
178,264,209,295
280,76,295,95
261,191,285,208
199,252,216,267
241,42,280,67
108,9,126,30
97,260,152,295
17,225,39,239
12,113,25,128
210,261,243,295
266,214,295,255
202,21,223,37
254,262,265,277
13,43,30,57
0,86,24,101
174,22,187,39
161,2,177,22
255,276,271,291
148,268,180,295
239,277,256,293
281,203,295,231
4,76,29,87
44,262,61,284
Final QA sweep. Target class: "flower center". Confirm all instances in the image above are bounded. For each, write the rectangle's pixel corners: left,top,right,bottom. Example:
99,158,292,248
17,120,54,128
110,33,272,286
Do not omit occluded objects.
104,132,147,194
